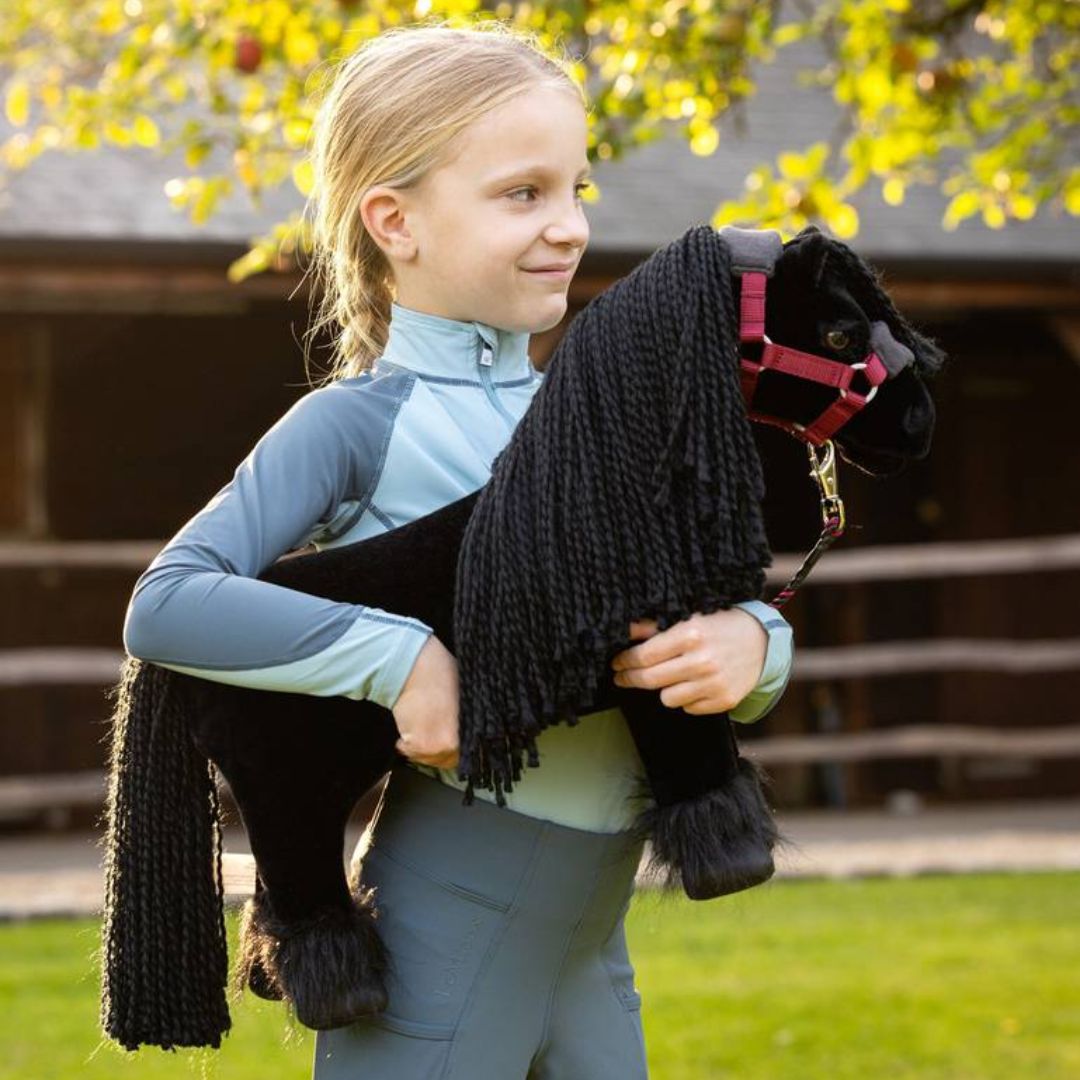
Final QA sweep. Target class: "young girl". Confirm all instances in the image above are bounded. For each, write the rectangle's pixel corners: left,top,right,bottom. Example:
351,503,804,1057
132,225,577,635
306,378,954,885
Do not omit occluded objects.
122,21,794,1079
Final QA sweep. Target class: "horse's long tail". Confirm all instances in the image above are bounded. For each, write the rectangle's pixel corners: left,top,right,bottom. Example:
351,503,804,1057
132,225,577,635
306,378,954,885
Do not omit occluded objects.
98,656,231,1051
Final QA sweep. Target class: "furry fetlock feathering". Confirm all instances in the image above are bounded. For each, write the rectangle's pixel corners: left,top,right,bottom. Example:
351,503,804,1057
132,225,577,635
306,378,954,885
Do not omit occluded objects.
634,756,795,900
234,882,390,1030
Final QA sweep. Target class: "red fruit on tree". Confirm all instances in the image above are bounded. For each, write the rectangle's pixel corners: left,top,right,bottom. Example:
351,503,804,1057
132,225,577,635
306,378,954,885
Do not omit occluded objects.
235,34,262,74
891,44,918,74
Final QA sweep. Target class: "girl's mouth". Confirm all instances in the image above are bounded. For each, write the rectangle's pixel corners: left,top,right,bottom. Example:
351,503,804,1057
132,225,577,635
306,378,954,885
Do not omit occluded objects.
525,267,573,280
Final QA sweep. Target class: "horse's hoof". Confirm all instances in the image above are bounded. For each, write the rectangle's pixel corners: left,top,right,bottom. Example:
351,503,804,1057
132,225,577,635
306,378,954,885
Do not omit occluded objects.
681,850,775,900
238,882,391,1030
293,979,390,1030
635,755,786,901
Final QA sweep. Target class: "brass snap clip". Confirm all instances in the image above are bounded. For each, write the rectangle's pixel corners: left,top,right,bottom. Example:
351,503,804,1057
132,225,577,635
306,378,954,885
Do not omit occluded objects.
807,439,846,536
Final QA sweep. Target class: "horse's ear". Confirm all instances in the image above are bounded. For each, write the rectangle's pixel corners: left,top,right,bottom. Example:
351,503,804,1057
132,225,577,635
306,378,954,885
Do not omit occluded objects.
780,224,832,287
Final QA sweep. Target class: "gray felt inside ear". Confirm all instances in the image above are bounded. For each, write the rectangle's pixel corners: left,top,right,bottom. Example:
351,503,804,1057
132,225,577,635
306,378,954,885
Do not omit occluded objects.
869,320,915,378
716,226,784,276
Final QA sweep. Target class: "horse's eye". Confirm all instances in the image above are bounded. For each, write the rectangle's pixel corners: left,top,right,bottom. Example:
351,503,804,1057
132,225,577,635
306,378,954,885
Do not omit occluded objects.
825,329,850,351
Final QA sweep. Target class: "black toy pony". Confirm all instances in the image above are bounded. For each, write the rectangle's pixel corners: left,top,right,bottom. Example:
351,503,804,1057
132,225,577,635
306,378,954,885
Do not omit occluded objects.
99,224,945,1051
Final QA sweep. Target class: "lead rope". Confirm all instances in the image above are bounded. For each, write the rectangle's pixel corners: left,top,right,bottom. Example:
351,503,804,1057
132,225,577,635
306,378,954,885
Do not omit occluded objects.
765,438,846,610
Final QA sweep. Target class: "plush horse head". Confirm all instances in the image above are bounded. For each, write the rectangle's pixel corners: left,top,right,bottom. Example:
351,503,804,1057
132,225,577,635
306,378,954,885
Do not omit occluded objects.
751,223,945,476
100,224,945,1052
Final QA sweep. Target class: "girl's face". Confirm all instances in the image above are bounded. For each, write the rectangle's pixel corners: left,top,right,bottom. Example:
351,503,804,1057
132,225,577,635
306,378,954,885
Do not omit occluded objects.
365,84,591,334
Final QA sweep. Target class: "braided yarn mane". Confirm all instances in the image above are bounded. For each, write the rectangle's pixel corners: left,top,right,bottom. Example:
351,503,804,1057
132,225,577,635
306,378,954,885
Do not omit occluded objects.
454,223,773,803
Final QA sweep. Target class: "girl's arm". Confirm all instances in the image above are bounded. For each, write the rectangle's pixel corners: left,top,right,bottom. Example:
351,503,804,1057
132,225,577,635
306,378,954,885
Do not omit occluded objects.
727,601,794,724
122,381,432,711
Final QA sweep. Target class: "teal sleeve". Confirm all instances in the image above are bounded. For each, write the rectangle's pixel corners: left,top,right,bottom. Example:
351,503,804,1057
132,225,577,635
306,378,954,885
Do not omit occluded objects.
727,599,794,724
122,382,433,711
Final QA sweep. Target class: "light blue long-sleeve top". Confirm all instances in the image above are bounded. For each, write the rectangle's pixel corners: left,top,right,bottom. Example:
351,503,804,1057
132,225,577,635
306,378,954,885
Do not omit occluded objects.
123,300,794,833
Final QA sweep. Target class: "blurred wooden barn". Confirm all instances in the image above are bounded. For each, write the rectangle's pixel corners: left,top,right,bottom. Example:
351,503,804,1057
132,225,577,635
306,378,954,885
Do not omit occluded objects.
1,39,1078,829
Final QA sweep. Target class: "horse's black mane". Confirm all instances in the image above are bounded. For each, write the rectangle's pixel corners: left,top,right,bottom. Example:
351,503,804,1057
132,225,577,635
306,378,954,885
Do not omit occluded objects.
453,225,774,801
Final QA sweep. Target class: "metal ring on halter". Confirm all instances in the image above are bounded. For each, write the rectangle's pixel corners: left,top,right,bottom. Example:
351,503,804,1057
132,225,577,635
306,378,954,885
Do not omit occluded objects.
838,361,880,403
838,383,879,403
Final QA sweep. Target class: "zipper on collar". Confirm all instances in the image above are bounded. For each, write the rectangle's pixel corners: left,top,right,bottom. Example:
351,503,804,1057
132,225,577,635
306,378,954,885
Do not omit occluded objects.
476,335,517,435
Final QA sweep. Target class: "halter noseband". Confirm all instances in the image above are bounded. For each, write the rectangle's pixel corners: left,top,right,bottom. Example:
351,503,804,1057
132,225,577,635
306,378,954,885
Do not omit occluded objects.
717,226,915,609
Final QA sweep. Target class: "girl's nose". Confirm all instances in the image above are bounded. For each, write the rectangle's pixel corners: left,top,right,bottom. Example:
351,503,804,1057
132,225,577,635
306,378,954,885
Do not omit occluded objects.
544,201,589,250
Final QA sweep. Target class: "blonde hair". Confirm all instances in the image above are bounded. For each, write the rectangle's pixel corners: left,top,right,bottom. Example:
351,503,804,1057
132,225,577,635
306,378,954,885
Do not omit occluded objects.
299,20,588,388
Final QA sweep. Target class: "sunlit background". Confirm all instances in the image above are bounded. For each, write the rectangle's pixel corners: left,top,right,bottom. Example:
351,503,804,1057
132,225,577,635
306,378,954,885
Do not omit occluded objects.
1,2,1077,1077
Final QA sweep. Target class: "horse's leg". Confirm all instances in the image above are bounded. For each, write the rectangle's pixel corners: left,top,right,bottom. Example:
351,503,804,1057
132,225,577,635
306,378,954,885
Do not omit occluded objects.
242,873,283,1001
611,685,779,900
256,489,781,901
192,689,399,1029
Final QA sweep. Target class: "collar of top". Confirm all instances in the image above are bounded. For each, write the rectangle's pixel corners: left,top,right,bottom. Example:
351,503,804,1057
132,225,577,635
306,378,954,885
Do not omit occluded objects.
378,300,533,381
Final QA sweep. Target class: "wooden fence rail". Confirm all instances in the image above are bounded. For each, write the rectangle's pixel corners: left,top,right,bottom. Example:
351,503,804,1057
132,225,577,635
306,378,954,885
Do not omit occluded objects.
4,636,1080,687
4,722,1079,824
2,531,1080,580
3,531,1077,821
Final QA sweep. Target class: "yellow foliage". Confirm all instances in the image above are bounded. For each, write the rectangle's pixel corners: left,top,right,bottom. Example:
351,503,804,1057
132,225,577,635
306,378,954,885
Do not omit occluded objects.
689,125,719,156
5,81,30,127
1064,170,1080,215
292,159,315,197
283,117,312,149
163,75,188,105
826,202,859,238
132,115,160,148
0,0,1070,275
228,244,271,284
1009,193,1036,220
285,28,320,68
855,67,892,113
234,149,259,190
185,142,211,169
944,190,981,227
104,121,132,147
95,0,125,35
778,152,810,181
882,177,905,205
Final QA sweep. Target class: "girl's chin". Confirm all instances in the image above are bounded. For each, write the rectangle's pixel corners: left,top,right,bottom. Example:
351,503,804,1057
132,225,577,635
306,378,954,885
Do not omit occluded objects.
530,291,569,320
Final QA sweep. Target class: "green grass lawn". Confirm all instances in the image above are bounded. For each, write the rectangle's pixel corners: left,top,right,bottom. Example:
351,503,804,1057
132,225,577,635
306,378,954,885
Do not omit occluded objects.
1,872,1077,1079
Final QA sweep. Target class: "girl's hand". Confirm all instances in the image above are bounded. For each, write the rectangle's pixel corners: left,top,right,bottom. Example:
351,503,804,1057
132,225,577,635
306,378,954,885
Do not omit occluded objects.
609,610,768,715
391,635,460,769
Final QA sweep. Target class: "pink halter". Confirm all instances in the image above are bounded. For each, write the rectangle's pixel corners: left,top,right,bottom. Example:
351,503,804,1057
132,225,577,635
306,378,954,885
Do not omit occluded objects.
736,270,890,446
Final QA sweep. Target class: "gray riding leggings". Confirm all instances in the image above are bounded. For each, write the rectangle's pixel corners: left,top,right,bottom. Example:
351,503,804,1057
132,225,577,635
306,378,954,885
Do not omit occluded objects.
311,763,650,1079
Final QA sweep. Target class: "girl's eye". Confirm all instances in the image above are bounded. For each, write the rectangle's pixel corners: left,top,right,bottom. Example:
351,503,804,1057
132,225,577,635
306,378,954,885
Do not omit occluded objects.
508,183,593,203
